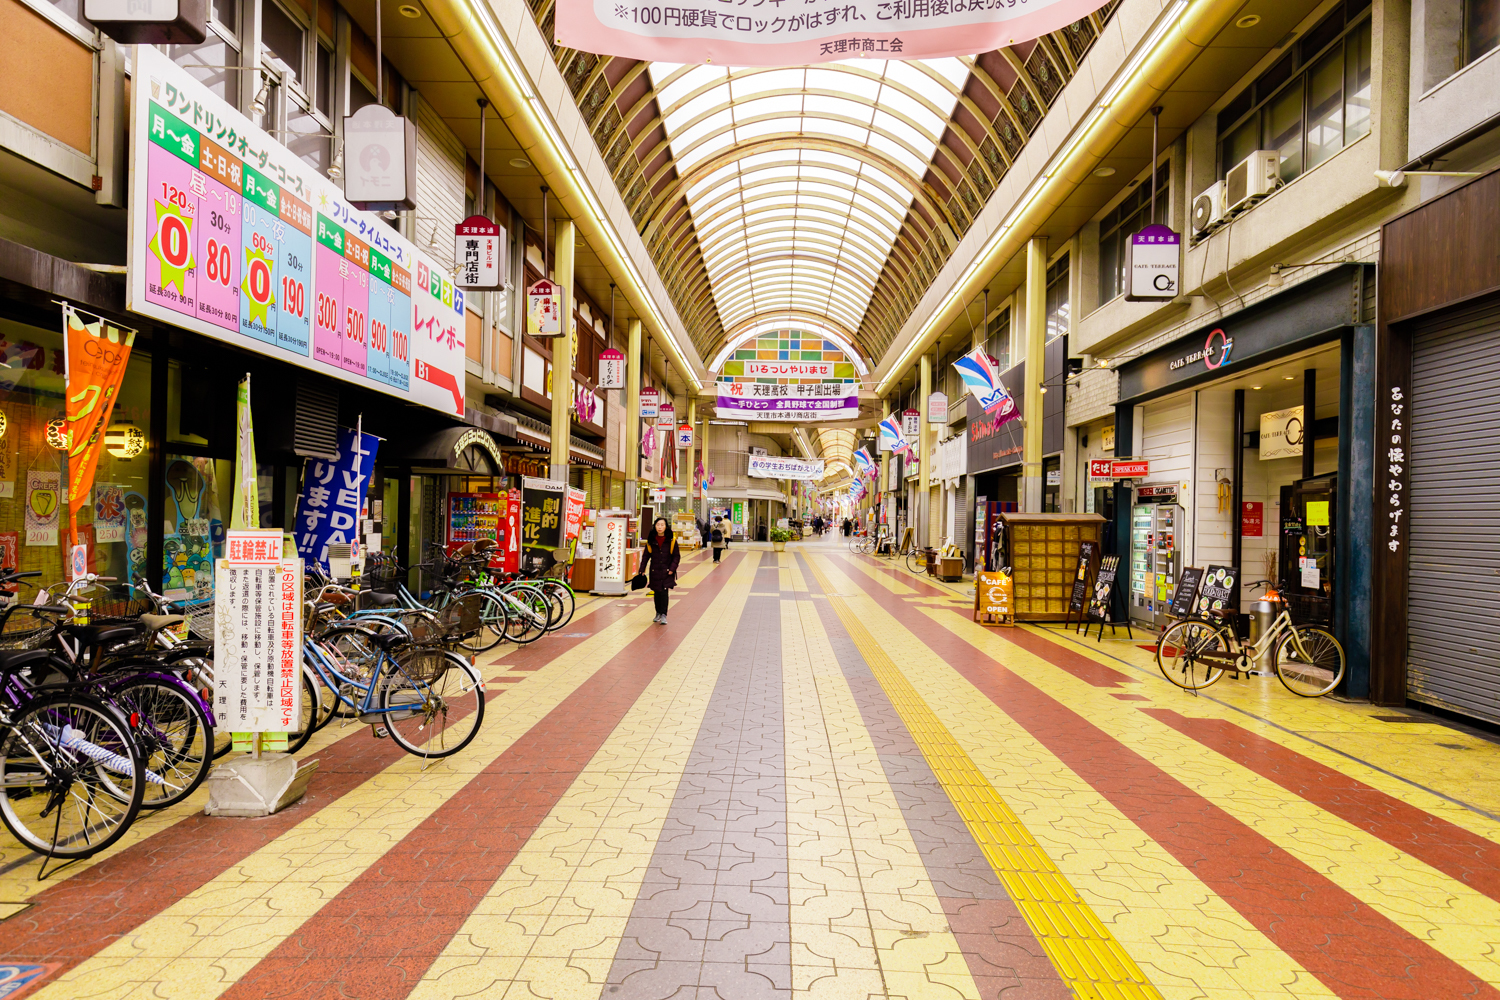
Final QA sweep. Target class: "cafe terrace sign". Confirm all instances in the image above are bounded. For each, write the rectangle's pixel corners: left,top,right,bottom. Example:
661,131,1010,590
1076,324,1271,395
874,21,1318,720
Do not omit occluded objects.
1168,328,1234,372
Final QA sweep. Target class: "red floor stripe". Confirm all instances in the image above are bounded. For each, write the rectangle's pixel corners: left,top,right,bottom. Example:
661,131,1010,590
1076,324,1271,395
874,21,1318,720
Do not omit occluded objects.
217,551,745,1000
828,553,1499,1000
1144,707,1500,905
0,593,647,979
848,551,950,597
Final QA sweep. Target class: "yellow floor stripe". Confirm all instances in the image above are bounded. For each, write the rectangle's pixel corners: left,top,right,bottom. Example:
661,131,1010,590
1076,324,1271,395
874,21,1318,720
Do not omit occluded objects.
803,558,1163,1000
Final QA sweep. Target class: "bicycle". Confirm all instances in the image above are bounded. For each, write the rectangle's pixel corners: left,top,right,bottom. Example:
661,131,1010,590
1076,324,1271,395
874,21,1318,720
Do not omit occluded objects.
1156,580,1345,696
302,596,487,758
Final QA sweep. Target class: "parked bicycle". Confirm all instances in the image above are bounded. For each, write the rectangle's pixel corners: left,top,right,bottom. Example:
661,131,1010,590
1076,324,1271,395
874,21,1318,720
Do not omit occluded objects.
1156,580,1345,696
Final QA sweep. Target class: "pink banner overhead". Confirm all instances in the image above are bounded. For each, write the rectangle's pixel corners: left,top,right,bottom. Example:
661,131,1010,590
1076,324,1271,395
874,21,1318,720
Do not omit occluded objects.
556,0,1110,66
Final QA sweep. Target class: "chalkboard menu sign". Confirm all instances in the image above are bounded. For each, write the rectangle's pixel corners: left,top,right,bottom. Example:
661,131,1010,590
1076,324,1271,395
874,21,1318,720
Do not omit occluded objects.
1087,555,1121,620
1068,540,1100,613
1195,565,1238,614
1169,566,1204,618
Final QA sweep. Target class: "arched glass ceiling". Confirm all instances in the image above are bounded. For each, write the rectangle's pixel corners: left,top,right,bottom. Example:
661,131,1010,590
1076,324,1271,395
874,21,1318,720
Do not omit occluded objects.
648,60,968,341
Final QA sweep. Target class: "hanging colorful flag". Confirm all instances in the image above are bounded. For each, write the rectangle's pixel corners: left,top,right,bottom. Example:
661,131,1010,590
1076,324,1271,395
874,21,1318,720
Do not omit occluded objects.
953,348,1021,425
878,415,908,454
853,446,875,475
63,304,137,544
230,375,259,530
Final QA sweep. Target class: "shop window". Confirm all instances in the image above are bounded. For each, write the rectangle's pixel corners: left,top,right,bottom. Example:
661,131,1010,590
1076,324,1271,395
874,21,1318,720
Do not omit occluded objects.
1045,255,1069,341
170,32,242,107
1097,164,1170,305
166,361,215,445
1468,0,1500,65
163,457,226,601
0,318,152,590
1216,0,1371,185
262,0,305,84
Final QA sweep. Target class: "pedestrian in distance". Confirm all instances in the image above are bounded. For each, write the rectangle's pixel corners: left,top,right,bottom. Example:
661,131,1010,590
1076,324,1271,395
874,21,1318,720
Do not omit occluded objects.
644,517,681,624
711,517,727,564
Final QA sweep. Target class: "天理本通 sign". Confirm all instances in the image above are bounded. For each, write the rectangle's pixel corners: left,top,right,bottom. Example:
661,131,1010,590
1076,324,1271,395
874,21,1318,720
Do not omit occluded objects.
454,216,502,290
527,278,562,336
598,347,625,389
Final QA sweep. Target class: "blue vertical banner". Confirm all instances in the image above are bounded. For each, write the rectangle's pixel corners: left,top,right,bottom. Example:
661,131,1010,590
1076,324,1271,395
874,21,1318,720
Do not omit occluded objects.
294,427,379,571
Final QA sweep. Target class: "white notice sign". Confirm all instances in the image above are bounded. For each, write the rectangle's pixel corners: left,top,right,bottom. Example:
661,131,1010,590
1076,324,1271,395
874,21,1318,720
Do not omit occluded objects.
213,558,303,733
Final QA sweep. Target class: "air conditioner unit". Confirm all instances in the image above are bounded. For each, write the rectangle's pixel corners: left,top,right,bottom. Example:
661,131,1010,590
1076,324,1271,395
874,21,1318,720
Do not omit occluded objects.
1225,150,1280,213
1191,181,1227,234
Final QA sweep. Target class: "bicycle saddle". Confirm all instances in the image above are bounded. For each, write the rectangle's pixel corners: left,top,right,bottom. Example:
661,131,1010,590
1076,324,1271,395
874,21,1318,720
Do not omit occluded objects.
360,591,399,608
140,613,185,632
60,623,143,647
0,648,53,673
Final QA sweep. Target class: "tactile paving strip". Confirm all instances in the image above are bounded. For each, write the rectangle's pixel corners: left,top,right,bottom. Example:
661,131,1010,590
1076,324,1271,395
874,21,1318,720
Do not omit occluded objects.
805,559,1164,1000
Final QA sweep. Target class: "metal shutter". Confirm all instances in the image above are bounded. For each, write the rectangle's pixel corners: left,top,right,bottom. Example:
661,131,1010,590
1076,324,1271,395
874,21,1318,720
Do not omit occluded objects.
1407,294,1500,724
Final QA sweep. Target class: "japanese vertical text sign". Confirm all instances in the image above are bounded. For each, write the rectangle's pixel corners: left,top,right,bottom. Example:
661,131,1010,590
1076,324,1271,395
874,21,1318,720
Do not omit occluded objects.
520,477,567,558
454,215,502,290
293,427,380,572
126,45,467,417
214,530,302,733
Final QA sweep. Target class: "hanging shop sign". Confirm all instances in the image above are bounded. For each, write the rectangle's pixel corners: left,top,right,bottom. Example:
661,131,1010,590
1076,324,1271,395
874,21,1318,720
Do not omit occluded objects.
927,392,948,424
454,215,502,290
1111,459,1151,478
1259,405,1304,460
292,426,379,573
657,401,676,427
598,347,625,389
747,455,825,481
1124,224,1181,301
741,360,838,378
527,278,563,336
639,385,660,420
520,477,567,557
1136,484,1178,503
86,0,205,44
213,545,302,735
715,393,860,421
675,424,694,448
902,408,921,438
555,0,1110,67
342,104,417,211
126,47,466,417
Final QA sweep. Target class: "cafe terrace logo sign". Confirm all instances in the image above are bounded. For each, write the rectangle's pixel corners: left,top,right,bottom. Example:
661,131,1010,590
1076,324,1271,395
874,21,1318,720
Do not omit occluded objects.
1169,328,1234,372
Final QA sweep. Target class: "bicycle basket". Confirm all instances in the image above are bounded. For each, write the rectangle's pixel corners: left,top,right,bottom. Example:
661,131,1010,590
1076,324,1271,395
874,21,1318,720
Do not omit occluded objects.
185,599,216,640
0,606,61,650
441,593,485,638
405,613,442,644
395,644,448,684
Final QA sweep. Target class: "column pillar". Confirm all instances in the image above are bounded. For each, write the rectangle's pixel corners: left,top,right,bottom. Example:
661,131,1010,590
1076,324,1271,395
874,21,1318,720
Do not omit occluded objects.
919,355,932,547
624,318,642,513
549,219,576,482
1023,237,1047,511
685,397,697,518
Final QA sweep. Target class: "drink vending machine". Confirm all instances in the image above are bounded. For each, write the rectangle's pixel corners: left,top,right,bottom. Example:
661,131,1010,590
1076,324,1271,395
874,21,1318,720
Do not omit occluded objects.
1129,486,1182,628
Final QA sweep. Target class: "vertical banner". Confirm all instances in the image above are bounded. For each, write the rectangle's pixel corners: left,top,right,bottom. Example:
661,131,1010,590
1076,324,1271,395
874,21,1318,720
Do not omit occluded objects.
503,487,522,574
520,477,567,560
62,304,136,542
231,375,258,529
25,472,62,546
293,427,380,572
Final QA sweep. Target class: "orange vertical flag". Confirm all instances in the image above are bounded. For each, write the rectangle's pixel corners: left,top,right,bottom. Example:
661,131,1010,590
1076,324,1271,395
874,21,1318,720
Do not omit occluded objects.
63,305,136,543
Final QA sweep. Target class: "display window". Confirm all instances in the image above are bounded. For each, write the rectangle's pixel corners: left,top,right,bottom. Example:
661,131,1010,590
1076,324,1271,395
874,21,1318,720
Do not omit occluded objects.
162,457,226,600
0,316,153,590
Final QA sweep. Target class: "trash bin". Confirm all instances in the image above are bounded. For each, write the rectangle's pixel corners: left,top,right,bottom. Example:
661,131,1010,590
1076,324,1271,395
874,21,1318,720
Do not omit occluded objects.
1248,597,1278,671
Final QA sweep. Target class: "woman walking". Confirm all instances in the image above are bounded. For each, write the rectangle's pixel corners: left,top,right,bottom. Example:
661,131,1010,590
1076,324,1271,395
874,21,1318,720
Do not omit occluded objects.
644,517,681,624
711,517,728,564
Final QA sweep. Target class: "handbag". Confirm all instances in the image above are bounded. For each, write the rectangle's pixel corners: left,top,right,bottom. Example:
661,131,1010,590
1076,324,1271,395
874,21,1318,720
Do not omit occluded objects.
630,571,648,591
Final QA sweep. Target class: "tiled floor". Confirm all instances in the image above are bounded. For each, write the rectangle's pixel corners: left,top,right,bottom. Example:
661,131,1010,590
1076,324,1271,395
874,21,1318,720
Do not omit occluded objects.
3,539,1499,999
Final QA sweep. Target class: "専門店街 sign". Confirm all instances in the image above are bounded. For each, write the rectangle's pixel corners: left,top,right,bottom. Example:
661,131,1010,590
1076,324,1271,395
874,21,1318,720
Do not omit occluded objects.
126,47,468,417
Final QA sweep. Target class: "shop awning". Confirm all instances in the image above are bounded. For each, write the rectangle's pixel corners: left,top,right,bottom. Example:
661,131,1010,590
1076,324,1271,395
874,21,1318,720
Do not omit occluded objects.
386,426,507,474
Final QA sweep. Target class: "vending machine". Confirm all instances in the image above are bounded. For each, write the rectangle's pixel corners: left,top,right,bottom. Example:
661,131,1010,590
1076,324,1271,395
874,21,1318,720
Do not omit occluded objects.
447,492,503,548
1129,488,1182,628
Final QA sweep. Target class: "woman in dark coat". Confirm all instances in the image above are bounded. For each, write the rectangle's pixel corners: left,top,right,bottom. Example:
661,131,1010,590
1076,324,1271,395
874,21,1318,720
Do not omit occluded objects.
644,517,681,624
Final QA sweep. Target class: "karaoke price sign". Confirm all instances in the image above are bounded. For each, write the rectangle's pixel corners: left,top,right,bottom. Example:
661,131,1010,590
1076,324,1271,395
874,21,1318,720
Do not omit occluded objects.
127,46,468,417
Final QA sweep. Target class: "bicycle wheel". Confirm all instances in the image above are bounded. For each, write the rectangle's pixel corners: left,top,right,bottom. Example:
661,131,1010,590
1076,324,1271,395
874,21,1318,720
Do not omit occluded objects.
905,549,926,574
540,580,575,630
111,676,213,809
457,591,506,654
1157,618,1230,691
0,691,144,859
1273,624,1345,697
501,589,548,645
379,651,486,758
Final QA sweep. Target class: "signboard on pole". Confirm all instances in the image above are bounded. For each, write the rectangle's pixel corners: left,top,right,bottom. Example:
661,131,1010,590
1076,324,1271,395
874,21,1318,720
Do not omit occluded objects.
527,278,563,336
675,424,694,448
747,455,825,480
902,408,921,438
598,347,625,389
1124,225,1180,301
214,532,302,742
520,477,567,558
657,401,675,427
342,104,417,211
639,385,659,420
927,392,948,424
454,215,502,290
127,47,468,417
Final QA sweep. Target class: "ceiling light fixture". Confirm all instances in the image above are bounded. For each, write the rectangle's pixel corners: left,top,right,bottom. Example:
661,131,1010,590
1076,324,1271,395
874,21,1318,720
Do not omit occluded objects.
1093,166,1116,177
1284,375,1295,380
1251,385,1262,390
509,157,531,169
1235,13,1260,28
398,3,422,14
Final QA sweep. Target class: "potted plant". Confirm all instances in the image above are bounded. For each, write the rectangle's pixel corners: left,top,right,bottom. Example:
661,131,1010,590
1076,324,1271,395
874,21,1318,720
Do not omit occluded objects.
769,526,793,552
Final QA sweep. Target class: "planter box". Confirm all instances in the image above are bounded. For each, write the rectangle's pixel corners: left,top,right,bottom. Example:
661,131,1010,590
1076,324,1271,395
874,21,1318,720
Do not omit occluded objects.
937,556,964,582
